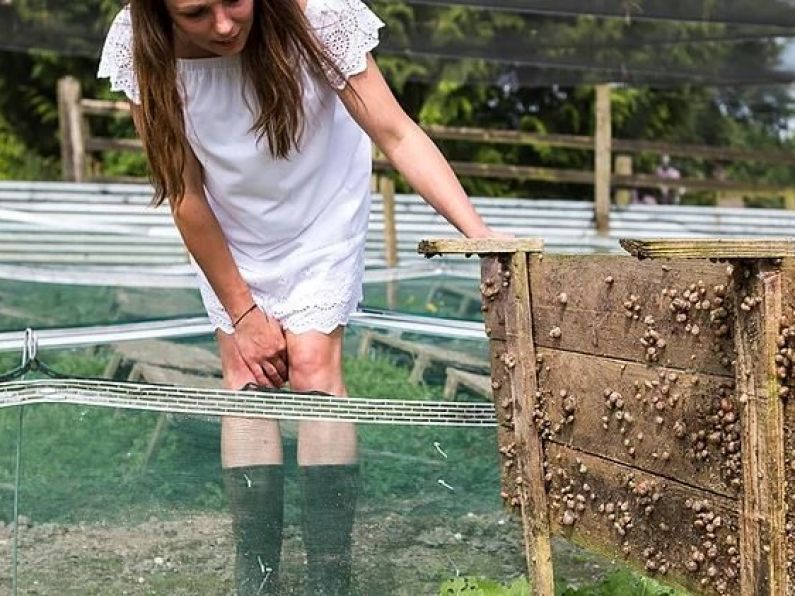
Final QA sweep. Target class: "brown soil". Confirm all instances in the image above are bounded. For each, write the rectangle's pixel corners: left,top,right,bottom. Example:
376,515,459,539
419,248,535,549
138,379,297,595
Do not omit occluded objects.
0,506,613,595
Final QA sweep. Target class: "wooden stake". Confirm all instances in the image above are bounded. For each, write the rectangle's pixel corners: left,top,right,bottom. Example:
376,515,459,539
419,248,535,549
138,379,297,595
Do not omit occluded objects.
594,84,612,235
380,175,398,268
57,76,86,182
379,175,398,308
614,155,632,206
733,261,788,596
503,251,554,594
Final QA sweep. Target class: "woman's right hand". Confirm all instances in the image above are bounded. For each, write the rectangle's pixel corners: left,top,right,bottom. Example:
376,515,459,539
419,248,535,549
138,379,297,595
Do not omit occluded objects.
232,307,289,388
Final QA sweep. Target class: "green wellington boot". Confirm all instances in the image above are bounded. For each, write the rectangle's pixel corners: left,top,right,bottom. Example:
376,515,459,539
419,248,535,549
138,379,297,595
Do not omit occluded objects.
300,464,360,596
222,464,284,595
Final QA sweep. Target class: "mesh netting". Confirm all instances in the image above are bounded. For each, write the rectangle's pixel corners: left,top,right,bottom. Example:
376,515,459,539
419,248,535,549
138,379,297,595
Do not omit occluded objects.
2,1,795,86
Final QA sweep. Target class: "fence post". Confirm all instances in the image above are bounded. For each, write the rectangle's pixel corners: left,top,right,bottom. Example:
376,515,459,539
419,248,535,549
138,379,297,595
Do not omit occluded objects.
594,84,612,234
379,175,398,308
57,76,87,182
732,260,788,595
614,154,632,206
380,175,398,269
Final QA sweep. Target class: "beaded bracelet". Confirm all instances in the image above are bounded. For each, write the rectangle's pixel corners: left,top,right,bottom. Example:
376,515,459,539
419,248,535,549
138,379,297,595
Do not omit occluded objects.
232,303,258,328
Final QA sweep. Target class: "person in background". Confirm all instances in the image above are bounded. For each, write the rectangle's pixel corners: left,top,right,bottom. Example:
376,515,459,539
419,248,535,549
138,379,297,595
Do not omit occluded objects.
656,153,684,205
97,0,506,594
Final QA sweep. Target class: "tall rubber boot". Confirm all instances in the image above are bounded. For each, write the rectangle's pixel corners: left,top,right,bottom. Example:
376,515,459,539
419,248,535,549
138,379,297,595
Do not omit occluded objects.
223,465,284,595
300,464,359,596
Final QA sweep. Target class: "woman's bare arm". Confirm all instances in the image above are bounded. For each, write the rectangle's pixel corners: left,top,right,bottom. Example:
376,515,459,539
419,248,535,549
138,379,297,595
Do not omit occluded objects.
338,55,501,239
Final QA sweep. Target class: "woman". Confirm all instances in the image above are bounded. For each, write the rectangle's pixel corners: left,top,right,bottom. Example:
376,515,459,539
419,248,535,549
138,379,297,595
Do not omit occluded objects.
98,0,501,593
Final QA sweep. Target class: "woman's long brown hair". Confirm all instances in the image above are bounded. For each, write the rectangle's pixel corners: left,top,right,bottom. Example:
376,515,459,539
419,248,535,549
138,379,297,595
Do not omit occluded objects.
129,0,348,207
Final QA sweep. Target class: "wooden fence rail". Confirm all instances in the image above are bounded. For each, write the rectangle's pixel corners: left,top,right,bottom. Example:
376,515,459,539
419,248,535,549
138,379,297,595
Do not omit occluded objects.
58,76,795,242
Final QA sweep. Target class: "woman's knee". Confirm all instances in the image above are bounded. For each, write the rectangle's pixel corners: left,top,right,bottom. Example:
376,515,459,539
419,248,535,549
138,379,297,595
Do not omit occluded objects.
287,331,344,393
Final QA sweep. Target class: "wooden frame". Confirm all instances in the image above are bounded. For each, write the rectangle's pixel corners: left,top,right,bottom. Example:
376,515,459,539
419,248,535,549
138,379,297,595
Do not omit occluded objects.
420,236,793,596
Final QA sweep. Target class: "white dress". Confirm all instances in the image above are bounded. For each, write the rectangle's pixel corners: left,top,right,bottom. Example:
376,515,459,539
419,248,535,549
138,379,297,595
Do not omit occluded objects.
97,0,385,334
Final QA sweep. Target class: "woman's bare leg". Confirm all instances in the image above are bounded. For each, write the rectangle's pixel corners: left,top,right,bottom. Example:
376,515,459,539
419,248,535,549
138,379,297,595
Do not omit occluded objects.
288,326,358,595
216,330,285,594
286,326,356,464
217,330,283,467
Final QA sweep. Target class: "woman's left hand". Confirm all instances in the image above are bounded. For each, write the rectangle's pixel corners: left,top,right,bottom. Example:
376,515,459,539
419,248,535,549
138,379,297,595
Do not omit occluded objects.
467,226,515,240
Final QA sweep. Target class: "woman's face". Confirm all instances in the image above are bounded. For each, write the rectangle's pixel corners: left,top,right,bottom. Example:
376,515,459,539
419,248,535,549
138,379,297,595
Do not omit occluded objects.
165,0,255,57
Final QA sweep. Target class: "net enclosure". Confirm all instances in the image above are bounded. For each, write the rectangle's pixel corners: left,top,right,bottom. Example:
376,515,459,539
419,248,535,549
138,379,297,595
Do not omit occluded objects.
3,0,795,87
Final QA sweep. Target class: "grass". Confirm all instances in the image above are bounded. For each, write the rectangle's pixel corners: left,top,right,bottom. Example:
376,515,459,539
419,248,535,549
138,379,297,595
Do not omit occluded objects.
0,346,697,595
0,279,693,594
439,570,690,595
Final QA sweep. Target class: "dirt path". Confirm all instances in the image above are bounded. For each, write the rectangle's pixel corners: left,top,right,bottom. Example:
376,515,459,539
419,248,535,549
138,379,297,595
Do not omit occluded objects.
0,506,614,595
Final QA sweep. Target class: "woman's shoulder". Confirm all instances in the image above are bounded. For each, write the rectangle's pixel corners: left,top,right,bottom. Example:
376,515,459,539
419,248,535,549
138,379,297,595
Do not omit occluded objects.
107,4,132,29
304,0,385,88
97,5,138,104
304,0,371,21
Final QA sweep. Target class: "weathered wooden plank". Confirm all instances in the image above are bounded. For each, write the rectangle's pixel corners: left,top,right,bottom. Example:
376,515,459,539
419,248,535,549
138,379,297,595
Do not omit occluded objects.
621,238,795,260
128,364,222,389
105,339,221,379
72,118,795,165
418,238,544,256
732,262,788,596
490,339,518,502
783,407,795,587
537,348,740,497
546,443,741,596
530,255,735,375
481,255,509,341
80,97,132,115
442,367,491,401
594,84,612,234
502,252,555,594
375,158,596,184
85,136,143,152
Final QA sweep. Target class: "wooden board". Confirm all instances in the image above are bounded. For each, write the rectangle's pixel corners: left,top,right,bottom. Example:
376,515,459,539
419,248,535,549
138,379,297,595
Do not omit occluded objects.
783,402,795,588
529,255,735,375
537,349,740,497
620,238,795,260
732,262,788,595
546,443,741,596
504,252,555,594
481,256,509,341
104,339,222,378
417,238,544,257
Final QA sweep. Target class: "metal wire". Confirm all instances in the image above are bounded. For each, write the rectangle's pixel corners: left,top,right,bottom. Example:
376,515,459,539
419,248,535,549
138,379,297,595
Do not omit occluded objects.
0,379,498,427
0,310,486,354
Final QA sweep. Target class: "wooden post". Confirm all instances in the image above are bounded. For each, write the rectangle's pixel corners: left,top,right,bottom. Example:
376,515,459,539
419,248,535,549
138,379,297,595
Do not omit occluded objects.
417,238,552,593
504,250,555,594
733,261,788,596
784,190,795,210
380,175,398,309
380,176,398,269
594,84,612,234
57,76,87,182
614,154,632,206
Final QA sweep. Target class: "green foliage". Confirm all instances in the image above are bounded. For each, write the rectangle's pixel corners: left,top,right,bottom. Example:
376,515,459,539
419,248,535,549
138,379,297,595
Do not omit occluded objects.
0,113,57,180
440,576,531,595
439,570,690,596
558,569,688,595
0,346,496,523
1,0,795,196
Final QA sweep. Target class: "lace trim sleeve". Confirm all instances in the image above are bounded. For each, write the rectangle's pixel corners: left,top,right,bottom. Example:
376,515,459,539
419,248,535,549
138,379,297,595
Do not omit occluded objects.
306,0,385,89
96,7,140,104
